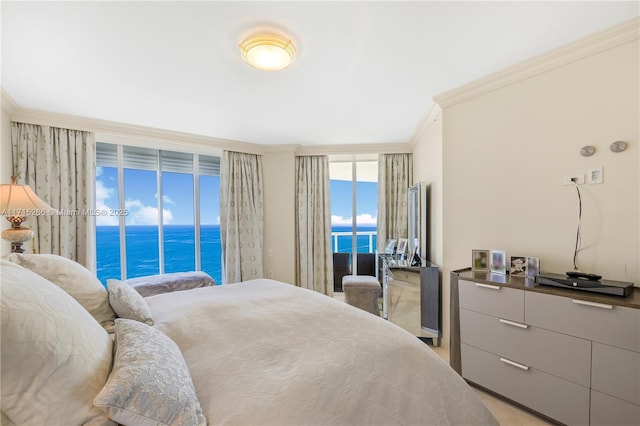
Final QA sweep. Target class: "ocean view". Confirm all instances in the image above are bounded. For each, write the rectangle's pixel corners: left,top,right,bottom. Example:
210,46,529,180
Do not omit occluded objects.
96,225,377,285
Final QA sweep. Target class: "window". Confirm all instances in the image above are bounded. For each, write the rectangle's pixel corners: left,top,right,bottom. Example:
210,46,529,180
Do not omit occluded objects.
329,159,378,275
95,142,221,285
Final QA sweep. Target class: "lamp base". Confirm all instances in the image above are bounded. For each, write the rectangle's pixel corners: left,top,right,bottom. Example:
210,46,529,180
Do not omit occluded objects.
10,242,26,253
1,227,34,254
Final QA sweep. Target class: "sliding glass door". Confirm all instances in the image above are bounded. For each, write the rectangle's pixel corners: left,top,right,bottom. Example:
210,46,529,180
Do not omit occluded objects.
329,158,378,289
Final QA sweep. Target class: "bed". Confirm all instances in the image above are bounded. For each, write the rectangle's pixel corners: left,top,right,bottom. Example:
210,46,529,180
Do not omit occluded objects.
1,255,498,426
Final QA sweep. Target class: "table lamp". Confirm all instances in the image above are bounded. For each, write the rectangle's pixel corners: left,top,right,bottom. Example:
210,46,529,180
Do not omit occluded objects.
0,176,53,253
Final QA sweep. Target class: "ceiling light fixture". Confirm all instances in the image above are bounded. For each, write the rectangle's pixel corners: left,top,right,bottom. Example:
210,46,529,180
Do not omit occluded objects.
239,34,296,71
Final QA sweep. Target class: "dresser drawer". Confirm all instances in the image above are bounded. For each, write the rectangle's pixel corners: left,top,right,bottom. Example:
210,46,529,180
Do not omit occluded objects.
525,291,640,352
389,269,420,284
461,343,589,425
460,309,591,387
458,279,523,322
591,389,640,426
592,342,640,405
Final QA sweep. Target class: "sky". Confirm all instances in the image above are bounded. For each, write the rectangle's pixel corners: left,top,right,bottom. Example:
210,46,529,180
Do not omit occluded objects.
96,167,377,227
96,167,220,226
330,179,377,227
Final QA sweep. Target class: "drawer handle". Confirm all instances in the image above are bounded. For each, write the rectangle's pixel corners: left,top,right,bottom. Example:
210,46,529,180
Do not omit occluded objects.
475,283,501,290
572,299,613,310
499,357,530,371
499,318,529,329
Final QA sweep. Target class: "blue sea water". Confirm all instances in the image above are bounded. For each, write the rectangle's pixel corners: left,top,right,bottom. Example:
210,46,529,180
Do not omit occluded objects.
96,225,223,285
331,225,377,254
96,225,376,285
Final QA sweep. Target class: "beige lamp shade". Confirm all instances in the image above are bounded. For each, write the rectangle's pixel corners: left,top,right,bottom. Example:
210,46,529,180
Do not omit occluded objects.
0,176,53,253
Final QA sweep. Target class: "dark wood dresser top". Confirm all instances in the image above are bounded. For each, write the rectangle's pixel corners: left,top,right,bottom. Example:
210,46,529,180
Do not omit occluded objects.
455,269,640,310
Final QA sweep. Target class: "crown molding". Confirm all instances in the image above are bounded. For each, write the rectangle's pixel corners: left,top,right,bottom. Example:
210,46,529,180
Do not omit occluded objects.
409,102,441,148
1,88,18,115
434,17,640,108
9,105,265,155
296,142,411,156
261,144,300,154
5,97,410,156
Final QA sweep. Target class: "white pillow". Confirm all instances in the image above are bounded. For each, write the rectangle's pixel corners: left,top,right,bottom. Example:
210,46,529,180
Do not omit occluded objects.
4,253,116,329
0,259,115,426
94,319,206,426
107,279,154,325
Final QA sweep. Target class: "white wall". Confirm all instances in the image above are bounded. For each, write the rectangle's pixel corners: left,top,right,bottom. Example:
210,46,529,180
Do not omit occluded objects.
441,39,638,286
412,26,639,350
412,107,444,268
262,149,296,284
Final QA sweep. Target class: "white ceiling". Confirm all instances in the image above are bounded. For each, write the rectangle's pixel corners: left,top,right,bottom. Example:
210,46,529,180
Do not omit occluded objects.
2,1,638,146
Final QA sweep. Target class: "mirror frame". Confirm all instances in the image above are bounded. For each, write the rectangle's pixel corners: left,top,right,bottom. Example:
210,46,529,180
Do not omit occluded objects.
407,182,421,257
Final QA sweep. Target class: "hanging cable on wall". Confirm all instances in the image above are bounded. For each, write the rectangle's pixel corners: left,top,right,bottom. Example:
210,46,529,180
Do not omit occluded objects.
565,180,601,281
570,181,582,272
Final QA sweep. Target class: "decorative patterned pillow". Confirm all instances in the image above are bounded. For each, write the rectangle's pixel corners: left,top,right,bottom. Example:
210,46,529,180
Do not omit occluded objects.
4,253,116,329
94,319,207,426
0,259,115,426
107,279,154,325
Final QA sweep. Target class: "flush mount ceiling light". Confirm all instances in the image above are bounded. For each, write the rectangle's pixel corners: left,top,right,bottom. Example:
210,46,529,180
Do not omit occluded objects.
239,34,296,71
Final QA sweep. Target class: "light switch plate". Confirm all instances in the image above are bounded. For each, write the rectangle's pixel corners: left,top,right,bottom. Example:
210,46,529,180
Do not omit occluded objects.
588,167,603,184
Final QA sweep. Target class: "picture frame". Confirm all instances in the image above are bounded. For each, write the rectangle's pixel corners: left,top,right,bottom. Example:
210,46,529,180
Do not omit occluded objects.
384,239,396,255
509,256,527,276
410,244,421,266
472,249,490,271
490,250,507,274
526,257,540,278
396,238,408,255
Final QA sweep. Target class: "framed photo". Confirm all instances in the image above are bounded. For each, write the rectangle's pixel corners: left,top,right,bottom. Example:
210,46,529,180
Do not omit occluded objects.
410,244,421,266
526,257,540,278
472,250,490,271
510,256,527,276
396,238,408,255
490,250,507,274
384,239,396,254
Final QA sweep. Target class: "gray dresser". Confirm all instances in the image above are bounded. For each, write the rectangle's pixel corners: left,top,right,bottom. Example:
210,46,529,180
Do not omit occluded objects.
452,270,640,425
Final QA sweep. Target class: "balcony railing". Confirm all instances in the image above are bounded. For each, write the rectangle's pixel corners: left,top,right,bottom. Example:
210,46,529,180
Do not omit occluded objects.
331,230,377,254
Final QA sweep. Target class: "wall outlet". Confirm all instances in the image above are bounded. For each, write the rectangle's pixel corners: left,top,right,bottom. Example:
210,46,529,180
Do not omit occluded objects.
563,175,584,185
588,166,603,184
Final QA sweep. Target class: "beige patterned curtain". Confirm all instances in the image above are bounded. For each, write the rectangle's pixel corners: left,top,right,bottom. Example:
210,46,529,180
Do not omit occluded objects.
295,156,333,295
11,122,96,268
220,151,264,283
377,153,413,252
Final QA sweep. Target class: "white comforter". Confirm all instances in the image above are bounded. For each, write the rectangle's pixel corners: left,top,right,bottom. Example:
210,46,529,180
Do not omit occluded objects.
146,279,497,426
